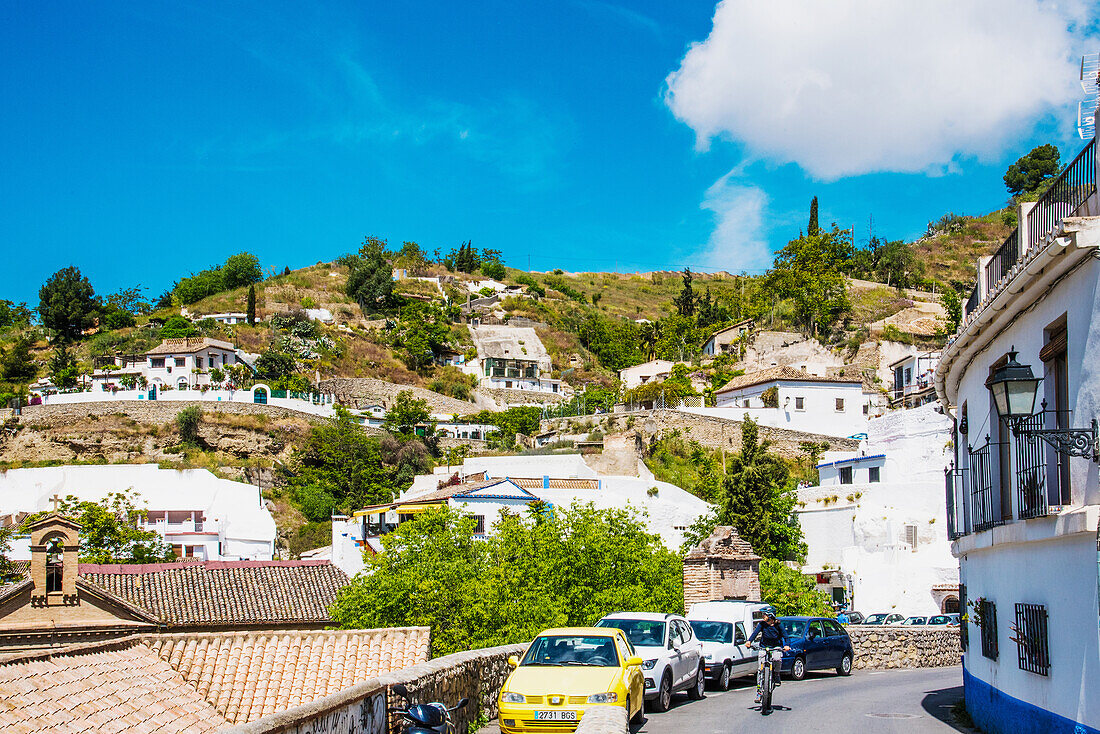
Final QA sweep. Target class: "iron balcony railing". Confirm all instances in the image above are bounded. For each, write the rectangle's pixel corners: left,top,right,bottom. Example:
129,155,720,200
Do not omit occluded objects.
1027,137,1097,248
1013,412,1049,520
968,440,1003,532
964,282,980,319
983,229,1019,298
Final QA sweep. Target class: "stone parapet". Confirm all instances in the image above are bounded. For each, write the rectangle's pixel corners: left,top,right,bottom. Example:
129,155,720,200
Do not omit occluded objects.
222,642,526,734
847,626,961,669
575,705,628,733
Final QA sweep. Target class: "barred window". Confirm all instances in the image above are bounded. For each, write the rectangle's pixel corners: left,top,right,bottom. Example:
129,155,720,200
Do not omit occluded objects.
980,600,998,660
1014,604,1050,676
959,585,968,651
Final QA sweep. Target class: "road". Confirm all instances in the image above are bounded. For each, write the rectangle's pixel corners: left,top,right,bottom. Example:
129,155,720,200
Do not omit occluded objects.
481,666,969,733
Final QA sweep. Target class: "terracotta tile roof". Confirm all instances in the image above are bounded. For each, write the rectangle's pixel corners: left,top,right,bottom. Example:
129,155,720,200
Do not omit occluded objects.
145,337,235,356
147,627,430,724
79,560,349,629
0,640,227,733
714,365,862,394
684,526,761,561
511,478,600,490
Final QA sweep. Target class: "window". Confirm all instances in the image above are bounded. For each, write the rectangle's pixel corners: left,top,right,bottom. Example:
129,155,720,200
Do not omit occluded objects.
863,404,869,415
808,620,825,640
472,515,486,534
979,600,998,660
45,537,64,593
1014,604,1049,675
824,620,845,637
1041,317,1070,505
174,357,185,367
794,396,805,410
959,584,968,651
904,367,912,384
905,524,918,548
835,398,845,411
151,358,165,369
839,466,853,484
868,466,881,483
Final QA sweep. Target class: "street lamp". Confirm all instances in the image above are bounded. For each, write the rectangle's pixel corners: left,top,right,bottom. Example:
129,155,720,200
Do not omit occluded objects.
985,348,1098,462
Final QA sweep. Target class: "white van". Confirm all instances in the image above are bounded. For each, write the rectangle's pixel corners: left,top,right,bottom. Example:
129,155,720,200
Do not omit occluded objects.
687,601,775,689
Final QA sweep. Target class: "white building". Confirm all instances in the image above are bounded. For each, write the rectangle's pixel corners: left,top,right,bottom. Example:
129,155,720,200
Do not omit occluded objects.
332,453,711,576
796,404,958,615
618,359,678,390
889,351,940,408
698,366,872,438
701,319,753,357
197,312,248,325
936,134,1100,734
88,337,247,392
470,325,561,394
0,464,277,561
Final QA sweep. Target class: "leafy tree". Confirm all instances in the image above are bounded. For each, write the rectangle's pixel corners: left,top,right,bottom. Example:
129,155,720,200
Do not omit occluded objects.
26,492,175,564
173,267,225,304
103,311,135,330
759,559,834,616
389,301,455,371
39,266,97,341
222,252,263,289
808,196,820,236
345,236,396,313
246,284,257,325
382,390,434,438
331,503,684,656
0,300,32,331
394,241,430,276
514,273,545,297
104,286,150,316
294,484,339,522
154,289,175,309
159,315,198,338
673,268,695,318
0,523,18,582
577,313,643,371
941,287,962,333
48,343,79,388
1004,144,1060,197
481,259,505,280
718,418,806,561
766,226,853,336
1,334,37,382
463,406,543,446
256,350,297,383
176,406,202,446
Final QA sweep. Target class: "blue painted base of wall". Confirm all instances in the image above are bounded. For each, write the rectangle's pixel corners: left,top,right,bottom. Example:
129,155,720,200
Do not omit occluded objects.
964,666,1098,734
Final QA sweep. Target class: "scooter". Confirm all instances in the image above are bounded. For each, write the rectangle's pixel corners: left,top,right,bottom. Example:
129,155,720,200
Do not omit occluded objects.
390,683,470,734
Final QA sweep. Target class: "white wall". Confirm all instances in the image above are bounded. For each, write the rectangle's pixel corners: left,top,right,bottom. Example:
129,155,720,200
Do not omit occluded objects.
687,380,868,438
30,387,339,418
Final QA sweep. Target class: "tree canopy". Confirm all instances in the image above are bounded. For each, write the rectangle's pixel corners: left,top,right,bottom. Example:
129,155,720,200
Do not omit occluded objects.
38,266,97,341
382,390,434,438
25,492,175,564
345,236,396,314
330,503,684,656
1004,144,1060,197
222,252,263,289
766,226,852,337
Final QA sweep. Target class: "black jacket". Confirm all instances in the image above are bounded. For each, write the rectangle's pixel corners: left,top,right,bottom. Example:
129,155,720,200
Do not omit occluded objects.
747,620,787,647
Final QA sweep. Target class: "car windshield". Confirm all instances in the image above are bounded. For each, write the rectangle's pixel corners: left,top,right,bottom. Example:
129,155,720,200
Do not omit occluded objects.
929,616,948,624
905,617,926,624
689,620,733,644
864,614,887,624
596,619,666,648
521,636,620,667
779,619,806,637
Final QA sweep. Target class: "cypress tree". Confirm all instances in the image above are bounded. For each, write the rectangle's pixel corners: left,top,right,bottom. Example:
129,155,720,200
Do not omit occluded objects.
808,196,819,236
246,285,256,325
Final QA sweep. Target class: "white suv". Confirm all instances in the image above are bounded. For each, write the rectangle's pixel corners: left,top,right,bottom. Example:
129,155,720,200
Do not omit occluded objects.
595,612,705,712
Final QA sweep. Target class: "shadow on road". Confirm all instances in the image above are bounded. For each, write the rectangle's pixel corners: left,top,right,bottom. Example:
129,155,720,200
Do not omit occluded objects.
919,685,969,731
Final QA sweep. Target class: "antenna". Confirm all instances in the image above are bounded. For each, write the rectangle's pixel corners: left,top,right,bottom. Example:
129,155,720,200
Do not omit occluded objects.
1077,52,1099,140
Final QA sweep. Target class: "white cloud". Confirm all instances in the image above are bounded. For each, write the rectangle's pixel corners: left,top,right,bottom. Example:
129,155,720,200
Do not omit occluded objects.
698,175,772,272
665,0,1090,180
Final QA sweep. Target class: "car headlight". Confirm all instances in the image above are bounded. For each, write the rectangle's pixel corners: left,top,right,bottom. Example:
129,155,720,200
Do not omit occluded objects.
641,659,657,670
501,692,525,703
587,692,619,703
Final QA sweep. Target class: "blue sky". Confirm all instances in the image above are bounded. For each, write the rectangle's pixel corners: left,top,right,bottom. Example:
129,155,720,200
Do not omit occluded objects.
1,1,1095,306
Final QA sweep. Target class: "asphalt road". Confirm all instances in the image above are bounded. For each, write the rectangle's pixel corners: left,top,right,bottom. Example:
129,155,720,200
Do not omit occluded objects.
480,666,969,733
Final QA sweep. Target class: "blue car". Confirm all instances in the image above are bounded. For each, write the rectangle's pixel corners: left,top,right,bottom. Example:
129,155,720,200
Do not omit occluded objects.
777,617,855,681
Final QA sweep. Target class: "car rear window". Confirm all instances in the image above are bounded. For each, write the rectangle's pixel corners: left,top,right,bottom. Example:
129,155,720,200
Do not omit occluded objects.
779,619,806,637
597,619,666,648
689,620,733,644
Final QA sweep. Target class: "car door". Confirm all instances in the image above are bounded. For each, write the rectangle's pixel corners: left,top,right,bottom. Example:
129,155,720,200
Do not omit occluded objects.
615,633,644,711
731,622,755,676
671,620,693,687
665,620,686,687
805,620,828,669
823,620,846,666
680,619,702,679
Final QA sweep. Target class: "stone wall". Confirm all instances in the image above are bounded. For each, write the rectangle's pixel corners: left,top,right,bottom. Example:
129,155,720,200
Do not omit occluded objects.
476,386,567,406
575,706,627,733
541,409,858,459
3,400,337,428
318,378,483,414
847,626,961,670
224,643,526,734
683,558,760,609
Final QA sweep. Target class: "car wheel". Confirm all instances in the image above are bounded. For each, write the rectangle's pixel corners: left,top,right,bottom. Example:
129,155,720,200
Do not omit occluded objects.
718,663,732,691
688,664,705,700
653,671,673,712
790,655,807,681
837,653,853,676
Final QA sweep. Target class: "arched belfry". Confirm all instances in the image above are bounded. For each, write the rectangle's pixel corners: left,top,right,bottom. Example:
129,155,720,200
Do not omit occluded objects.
27,514,82,605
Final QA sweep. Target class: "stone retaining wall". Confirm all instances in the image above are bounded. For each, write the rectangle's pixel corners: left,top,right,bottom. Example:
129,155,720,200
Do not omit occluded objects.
541,409,858,458
2,400,336,427
848,626,961,669
318,378,479,414
224,643,526,734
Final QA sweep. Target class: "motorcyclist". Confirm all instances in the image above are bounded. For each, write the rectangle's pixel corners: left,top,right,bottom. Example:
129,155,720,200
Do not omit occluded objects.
747,612,791,703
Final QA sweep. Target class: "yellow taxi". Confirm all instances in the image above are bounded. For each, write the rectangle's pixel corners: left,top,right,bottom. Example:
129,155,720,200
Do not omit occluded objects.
498,627,644,732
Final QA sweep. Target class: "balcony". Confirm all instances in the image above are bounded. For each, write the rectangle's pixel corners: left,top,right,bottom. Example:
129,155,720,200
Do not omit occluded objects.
962,137,1097,322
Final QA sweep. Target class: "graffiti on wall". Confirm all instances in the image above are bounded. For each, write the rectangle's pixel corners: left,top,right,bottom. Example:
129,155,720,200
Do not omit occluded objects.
291,690,387,734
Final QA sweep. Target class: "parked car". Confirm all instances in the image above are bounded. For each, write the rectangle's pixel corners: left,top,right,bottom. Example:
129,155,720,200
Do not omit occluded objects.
900,616,928,625
777,617,855,680
686,601,774,689
595,612,705,712
928,614,960,626
497,627,644,733
839,611,865,625
862,613,904,625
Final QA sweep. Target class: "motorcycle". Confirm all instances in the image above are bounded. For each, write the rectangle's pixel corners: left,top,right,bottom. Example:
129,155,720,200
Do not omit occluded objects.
390,683,470,734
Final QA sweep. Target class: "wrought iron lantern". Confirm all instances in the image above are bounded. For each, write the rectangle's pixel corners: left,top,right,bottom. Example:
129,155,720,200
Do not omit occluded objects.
985,348,1099,462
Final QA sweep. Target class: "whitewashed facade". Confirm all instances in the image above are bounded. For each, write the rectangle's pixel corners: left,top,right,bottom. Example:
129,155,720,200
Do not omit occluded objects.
937,136,1100,734
618,360,678,390
87,337,245,392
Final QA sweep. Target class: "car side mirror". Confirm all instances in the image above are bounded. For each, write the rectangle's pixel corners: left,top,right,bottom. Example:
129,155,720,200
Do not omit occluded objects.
456,697,469,710
627,656,643,667
735,633,746,645
508,656,519,667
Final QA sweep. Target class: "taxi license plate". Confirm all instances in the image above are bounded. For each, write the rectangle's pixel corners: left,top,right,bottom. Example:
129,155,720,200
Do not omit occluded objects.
535,711,577,721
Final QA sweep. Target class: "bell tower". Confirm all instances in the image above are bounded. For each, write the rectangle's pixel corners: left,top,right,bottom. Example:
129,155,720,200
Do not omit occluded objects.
27,514,82,606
